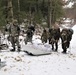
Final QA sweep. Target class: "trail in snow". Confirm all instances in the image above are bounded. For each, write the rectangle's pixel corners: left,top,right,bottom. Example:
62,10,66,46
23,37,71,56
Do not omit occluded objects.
0,25,76,75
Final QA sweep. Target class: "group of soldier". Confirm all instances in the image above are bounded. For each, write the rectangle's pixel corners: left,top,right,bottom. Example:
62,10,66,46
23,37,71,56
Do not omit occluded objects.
3,20,35,52
0,20,73,54
41,27,73,53
4,20,21,52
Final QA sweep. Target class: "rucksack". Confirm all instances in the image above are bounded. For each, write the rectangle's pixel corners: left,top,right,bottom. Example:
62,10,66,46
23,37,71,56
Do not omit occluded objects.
27,29,33,37
69,29,73,35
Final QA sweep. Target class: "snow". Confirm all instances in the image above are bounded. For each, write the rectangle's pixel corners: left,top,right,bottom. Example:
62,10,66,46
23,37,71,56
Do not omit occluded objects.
70,25,76,54
63,2,74,8
66,2,74,8
63,18,71,23
60,18,73,29
0,25,76,75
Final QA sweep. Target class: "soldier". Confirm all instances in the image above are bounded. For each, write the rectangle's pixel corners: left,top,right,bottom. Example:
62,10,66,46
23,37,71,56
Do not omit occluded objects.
60,28,73,53
25,27,33,44
41,29,48,44
48,27,60,51
8,20,21,52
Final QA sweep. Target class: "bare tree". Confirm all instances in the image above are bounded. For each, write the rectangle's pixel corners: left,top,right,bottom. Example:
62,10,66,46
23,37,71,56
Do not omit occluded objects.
7,0,13,23
47,0,52,28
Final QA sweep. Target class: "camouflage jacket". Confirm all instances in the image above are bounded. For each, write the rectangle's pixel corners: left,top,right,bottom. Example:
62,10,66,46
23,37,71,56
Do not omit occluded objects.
9,24,20,36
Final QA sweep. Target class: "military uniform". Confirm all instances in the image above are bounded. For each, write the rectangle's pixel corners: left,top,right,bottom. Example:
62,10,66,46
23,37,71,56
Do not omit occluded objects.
41,29,48,44
61,29,68,53
8,21,20,51
25,28,33,44
67,29,73,48
61,28,73,53
49,27,60,51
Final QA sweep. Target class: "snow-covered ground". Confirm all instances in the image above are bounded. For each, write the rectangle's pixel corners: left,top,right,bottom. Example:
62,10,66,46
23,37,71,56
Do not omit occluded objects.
63,1,74,8
0,25,76,75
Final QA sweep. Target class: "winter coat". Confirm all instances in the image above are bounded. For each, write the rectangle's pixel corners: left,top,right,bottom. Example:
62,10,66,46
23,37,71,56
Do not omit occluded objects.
41,29,48,43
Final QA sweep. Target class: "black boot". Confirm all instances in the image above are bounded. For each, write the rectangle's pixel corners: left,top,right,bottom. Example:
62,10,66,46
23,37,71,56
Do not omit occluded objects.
55,49,57,52
10,47,15,52
17,49,21,52
10,49,15,52
17,46,21,52
62,50,66,54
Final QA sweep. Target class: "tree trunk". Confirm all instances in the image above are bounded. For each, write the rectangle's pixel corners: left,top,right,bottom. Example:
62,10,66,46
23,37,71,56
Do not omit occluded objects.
17,0,20,24
8,0,13,23
5,0,8,23
47,0,52,28
29,3,32,25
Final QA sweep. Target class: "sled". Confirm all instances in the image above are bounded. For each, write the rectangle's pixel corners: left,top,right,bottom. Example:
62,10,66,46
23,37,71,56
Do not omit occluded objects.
0,44,8,50
0,59,6,69
23,45,51,56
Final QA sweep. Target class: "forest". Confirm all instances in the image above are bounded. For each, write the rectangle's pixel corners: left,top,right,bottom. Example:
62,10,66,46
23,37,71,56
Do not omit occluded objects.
0,0,76,28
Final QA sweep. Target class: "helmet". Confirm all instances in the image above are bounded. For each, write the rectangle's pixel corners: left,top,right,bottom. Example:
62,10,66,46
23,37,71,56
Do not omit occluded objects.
13,19,18,23
13,19,18,25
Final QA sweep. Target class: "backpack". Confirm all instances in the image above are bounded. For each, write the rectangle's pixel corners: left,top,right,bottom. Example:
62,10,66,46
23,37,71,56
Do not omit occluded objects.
67,29,73,41
27,29,33,37
69,29,73,35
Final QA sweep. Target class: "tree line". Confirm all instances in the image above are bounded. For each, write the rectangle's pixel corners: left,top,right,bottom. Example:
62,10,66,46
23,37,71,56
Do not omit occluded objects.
0,0,75,28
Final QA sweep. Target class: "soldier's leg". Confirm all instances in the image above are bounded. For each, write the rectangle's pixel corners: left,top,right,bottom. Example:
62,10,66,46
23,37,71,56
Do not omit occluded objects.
24,39,27,44
67,41,70,48
62,42,64,49
51,38,55,50
45,39,47,43
24,36,28,44
42,39,44,43
55,40,59,51
49,38,51,44
55,42,58,51
62,43,67,53
51,43,54,50
10,36,15,51
63,48,67,53
28,36,32,44
30,36,33,43
16,36,21,52
43,38,47,43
